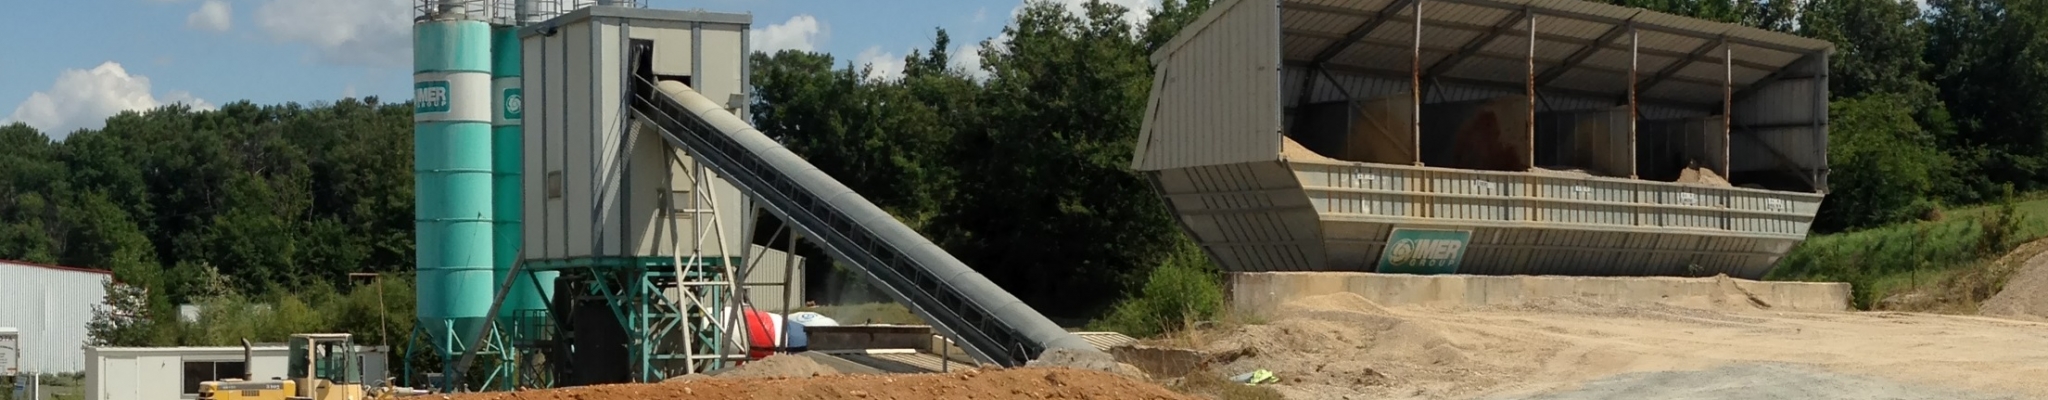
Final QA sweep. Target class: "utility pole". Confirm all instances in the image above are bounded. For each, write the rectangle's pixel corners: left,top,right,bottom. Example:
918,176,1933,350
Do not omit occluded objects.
347,273,391,350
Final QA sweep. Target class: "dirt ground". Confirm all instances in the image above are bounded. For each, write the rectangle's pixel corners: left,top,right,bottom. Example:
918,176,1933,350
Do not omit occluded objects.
454,367,1197,400
1184,292,2048,400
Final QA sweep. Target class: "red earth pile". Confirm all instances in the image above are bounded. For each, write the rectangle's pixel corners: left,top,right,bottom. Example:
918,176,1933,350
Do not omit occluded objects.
449,367,1197,400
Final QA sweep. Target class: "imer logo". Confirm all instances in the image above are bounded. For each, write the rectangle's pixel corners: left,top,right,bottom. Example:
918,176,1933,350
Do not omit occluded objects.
1376,228,1472,275
416,81,452,114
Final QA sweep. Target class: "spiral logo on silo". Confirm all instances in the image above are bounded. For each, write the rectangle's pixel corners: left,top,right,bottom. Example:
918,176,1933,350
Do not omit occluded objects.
503,88,524,120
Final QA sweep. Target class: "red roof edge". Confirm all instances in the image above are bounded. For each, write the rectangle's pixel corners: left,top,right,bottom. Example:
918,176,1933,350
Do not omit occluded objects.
1,259,115,275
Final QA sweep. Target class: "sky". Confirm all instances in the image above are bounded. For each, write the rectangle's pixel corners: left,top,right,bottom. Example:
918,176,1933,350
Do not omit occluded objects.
1,0,1163,140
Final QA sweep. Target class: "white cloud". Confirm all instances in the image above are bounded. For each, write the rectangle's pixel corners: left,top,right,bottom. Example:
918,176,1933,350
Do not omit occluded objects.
950,44,988,80
343,84,358,99
187,0,233,32
752,14,826,54
6,62,215,138
854,46,905,81
1013,0,1162,27
973,7,989,23
254,0,411,67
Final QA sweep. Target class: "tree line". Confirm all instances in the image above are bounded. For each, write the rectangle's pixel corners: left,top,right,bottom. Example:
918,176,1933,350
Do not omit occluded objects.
0,0,2036,349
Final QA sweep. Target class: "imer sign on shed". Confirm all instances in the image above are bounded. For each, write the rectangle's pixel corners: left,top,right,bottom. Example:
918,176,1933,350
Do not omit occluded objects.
1377,228,1472,275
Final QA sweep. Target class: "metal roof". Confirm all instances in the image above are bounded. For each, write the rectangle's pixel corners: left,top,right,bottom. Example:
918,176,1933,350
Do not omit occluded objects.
1159,0,1834,107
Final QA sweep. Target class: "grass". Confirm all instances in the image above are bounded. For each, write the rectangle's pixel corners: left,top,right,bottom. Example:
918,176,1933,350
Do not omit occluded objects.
1770,194,2048,310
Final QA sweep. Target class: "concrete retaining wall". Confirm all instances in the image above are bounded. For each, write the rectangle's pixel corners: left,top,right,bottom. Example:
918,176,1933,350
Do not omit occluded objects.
1231,272,1852,316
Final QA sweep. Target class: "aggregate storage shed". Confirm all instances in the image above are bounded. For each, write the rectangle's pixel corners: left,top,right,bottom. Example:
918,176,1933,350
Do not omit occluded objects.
1134,0,1831,278
0,261,110,373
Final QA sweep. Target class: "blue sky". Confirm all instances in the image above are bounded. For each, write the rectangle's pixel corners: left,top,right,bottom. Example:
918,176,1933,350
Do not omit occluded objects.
1,0,1160,139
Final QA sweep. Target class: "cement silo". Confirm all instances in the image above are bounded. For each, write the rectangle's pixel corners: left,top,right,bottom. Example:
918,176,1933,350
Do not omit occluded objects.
412,0,494,367
492,23,550,323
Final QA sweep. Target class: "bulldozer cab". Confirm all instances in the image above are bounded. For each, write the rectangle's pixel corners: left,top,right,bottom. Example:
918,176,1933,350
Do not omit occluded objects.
287,333,363,398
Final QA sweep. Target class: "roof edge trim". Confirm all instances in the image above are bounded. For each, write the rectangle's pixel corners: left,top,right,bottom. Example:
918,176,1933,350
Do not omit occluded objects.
1149,0,1257,65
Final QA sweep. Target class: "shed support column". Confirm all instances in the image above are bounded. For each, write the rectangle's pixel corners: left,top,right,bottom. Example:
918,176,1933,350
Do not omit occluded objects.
1722,40,1732,179
1411,0,1423,166
1525,10,1535,171
1628,26,1638,179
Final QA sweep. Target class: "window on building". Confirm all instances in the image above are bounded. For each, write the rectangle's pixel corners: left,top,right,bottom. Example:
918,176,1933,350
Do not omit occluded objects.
181,360,247,394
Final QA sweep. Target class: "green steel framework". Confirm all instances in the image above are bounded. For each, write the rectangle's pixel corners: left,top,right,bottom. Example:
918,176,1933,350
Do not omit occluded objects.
501,148,761,385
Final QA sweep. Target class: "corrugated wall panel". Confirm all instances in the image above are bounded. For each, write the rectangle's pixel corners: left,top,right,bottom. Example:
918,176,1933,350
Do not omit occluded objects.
1735,78,1817,125
1728,52,1827,189
595,20,625,256
0,264,109,372
1280,161,1817,277
564,20,595,258
1136,0,1284,171
1153,161,1325,272
522,31,553,258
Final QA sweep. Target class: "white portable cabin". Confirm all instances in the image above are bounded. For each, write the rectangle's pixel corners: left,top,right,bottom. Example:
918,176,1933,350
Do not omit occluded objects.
84,345,391,400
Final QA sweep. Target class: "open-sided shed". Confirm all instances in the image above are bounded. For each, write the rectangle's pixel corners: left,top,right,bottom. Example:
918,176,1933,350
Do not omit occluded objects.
1133,0,1832,278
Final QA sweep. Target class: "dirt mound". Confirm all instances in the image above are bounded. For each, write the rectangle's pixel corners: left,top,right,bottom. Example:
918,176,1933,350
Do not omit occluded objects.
1981,248,2048,321
1197,293,1510,400
452,368,1198,400
705,354,847,379
1027,348,1146,378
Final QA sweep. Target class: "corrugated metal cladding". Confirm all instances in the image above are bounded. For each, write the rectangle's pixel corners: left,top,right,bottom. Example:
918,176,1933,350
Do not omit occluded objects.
1729,52,1829,191
738,244,806,311
1132,0,1283,171
520,8,757,261
1148,162,1327,273
1291,160,1817,278
0,261,111,372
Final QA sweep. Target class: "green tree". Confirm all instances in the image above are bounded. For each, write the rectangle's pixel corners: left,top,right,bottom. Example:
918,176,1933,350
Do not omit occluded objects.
1799,0,1931,99
1818,94,1951,231
1926,0,2048,192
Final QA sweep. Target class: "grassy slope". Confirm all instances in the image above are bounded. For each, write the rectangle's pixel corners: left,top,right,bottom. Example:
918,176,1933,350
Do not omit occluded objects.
1769,197,2048,311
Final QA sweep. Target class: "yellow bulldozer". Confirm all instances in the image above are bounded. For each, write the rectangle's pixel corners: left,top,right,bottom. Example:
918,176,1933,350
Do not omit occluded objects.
197,333,413,400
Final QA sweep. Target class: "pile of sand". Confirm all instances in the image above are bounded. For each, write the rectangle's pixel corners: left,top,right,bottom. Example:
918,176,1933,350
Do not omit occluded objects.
1281,137,1342,162
704,354,848,379
454,368,1199,400
1676,164,1732,186
1027,347,1147,378
1980,250,2048,321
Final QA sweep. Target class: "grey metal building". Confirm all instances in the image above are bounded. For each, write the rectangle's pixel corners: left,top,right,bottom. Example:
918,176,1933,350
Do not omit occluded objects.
1135,0,1830,278
0,260,112,373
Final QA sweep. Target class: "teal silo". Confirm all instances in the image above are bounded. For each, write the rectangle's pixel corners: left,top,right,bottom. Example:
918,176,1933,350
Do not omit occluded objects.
413,11,494,353
491,26,552,321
